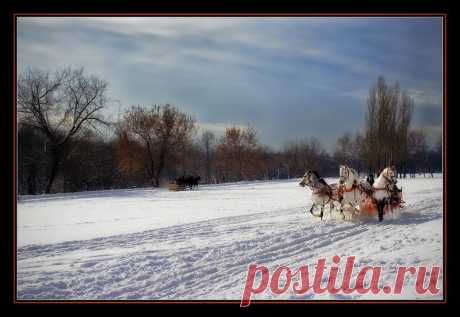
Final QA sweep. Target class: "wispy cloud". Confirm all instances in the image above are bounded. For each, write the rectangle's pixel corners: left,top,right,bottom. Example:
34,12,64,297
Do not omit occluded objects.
197,122,247,135
17,16,443,149
408,88,442,107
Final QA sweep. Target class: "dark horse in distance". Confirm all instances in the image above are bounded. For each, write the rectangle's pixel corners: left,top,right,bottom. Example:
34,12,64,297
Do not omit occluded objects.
175,175,201,190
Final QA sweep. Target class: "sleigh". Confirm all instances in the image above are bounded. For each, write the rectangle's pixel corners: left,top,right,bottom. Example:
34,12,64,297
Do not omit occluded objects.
358,189,405,216
168,182,186,191
301,167,405,222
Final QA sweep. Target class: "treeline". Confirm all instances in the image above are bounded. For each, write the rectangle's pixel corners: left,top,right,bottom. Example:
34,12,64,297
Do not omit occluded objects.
333,76,442,177
17,68,442,194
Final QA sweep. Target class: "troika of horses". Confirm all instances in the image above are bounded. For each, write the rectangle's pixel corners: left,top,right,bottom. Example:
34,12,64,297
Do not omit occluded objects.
299,165,404,222
169,175,201,191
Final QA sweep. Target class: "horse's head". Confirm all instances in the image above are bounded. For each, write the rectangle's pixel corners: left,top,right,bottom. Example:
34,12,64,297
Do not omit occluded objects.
339,165,349,184
388,166,397,181
381,166,397,184
299,170,319,187
299,171,310,187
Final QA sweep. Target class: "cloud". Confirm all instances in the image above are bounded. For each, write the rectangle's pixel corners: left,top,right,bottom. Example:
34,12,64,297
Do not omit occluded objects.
197,122,247,135
17,16,443,150
409,88,442,107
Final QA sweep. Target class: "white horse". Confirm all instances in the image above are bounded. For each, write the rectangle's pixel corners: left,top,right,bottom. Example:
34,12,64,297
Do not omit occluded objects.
372,166,400,222
299,171,343,220
338,165,371,217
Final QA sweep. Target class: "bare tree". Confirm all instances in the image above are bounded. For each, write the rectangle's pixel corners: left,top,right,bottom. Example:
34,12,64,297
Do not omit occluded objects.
17,67,109,193
433,133,443,172
352,132,365,174
216,126,246,181
408,129,429,177
334,132,354,166
117,104,196,187
282,141,302,177
333,131,366,175
215,126,265,182
396,92,415,177
281,138,325,177
200,130,216,184
17,124,49,194
363,76,414,175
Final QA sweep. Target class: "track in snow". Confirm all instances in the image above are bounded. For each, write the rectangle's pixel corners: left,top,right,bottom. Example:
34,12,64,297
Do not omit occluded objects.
17,176,443,300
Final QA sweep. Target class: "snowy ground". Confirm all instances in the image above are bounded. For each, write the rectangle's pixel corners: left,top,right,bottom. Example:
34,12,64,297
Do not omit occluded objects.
17,175,444,301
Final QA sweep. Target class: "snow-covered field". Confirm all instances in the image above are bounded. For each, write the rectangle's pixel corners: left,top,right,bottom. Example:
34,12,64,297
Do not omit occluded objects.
17,175,444,301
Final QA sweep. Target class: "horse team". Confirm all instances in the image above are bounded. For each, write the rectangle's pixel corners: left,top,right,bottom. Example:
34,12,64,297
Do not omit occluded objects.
171,175,201,190
299,165,404,222
169,166,403,222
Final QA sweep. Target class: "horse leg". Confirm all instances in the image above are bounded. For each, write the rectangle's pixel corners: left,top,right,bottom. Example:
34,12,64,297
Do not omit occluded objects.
351,202,359,217
330,201,337,219
338,202,345,220
320,205,324,220
377,201,384,222
338,197,345,219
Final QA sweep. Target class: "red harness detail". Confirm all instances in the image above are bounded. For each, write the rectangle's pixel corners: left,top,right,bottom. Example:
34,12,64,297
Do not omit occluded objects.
339,182,358,194
342,185,355,193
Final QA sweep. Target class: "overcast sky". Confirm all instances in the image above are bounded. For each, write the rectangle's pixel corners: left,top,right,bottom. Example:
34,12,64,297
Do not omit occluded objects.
17,17,443,151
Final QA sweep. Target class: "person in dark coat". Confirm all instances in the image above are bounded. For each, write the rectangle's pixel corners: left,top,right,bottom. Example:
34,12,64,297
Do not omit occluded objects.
366,174,374,186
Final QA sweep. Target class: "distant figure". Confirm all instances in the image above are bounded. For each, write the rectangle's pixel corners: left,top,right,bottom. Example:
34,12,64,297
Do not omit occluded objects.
175,175,200,190
366,174,374,186
187,175,201,190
